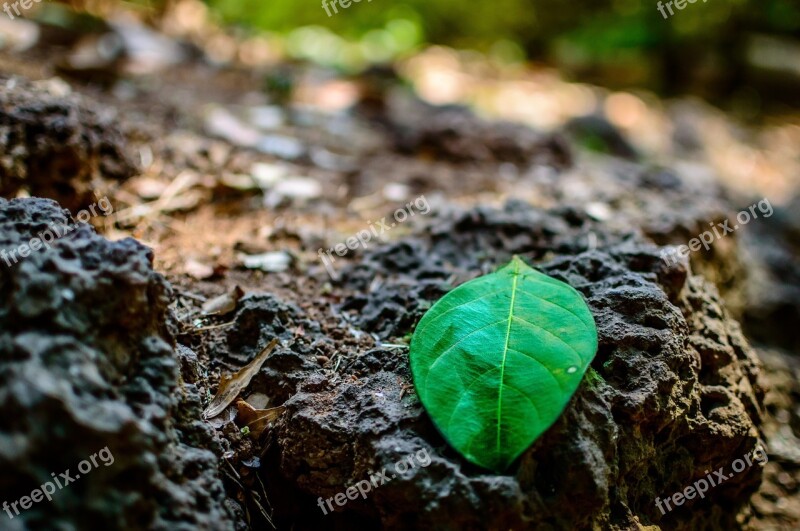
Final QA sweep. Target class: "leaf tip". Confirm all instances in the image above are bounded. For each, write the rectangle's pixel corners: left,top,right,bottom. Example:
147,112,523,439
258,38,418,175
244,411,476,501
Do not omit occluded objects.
503,255,529,273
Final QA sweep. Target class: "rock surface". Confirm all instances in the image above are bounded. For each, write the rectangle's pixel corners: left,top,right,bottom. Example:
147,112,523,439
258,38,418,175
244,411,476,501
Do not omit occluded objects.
0,78,137,212
752,348,800,527
266,202,767,530
740,195,800,352
390,102,573,167
0,198,233,530
0,61,789,531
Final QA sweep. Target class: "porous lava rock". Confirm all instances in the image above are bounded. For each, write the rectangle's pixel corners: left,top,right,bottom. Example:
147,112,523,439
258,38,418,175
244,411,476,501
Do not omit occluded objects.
0,197,234,530
271,202,767,530
0,78,137,212
390,101,572,167
739,195,800,352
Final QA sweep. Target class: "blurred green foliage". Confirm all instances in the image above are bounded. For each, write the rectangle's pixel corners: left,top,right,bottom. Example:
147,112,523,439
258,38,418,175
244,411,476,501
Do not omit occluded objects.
204,0,800,51
204,0,800,98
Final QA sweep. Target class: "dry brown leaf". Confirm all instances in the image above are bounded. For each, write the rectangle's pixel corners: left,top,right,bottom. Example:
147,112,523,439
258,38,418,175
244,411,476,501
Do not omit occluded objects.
203,338,279,419
202,286,245,316
206,403,237,429
114,170,200,223
235,398,285,438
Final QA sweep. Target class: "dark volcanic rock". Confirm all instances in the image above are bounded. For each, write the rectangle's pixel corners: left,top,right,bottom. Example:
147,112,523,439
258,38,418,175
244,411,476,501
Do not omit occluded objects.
563,114,639,160
740,196,800,352
389,100,572,168
752,348,800,527
0,78,137,212
340,201,631,340
0,198,234,530
273,203,767,530
179,293,324,406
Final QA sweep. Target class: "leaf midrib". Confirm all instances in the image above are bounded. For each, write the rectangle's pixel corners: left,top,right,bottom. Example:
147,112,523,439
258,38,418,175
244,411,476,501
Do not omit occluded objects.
496,259,520,454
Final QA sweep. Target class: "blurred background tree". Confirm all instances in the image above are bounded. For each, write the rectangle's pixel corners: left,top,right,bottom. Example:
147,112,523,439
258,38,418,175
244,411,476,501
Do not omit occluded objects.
200,0,800,107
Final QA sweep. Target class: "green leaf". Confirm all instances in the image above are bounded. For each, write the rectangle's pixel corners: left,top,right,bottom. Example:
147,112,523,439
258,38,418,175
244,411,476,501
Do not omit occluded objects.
409,256,598,472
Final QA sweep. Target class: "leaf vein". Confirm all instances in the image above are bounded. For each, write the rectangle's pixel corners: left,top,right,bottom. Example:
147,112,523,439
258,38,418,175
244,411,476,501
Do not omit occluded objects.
443,365,502,434
516,287,594,331
414,288,508,339
512,315,583,366
423,318,507,390
502,381,542,422
506,346,567,393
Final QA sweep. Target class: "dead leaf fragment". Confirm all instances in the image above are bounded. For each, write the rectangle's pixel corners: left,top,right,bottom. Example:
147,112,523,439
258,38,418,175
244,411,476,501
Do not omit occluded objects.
202,286,245,316
131,177,168,200
206,404,237,429
263,177,321,207
238,251,293,272
241,456,261,468
186,258,215,280
235,398,285,438
219,173,258,191
245,392,270,409
203,338,279,419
